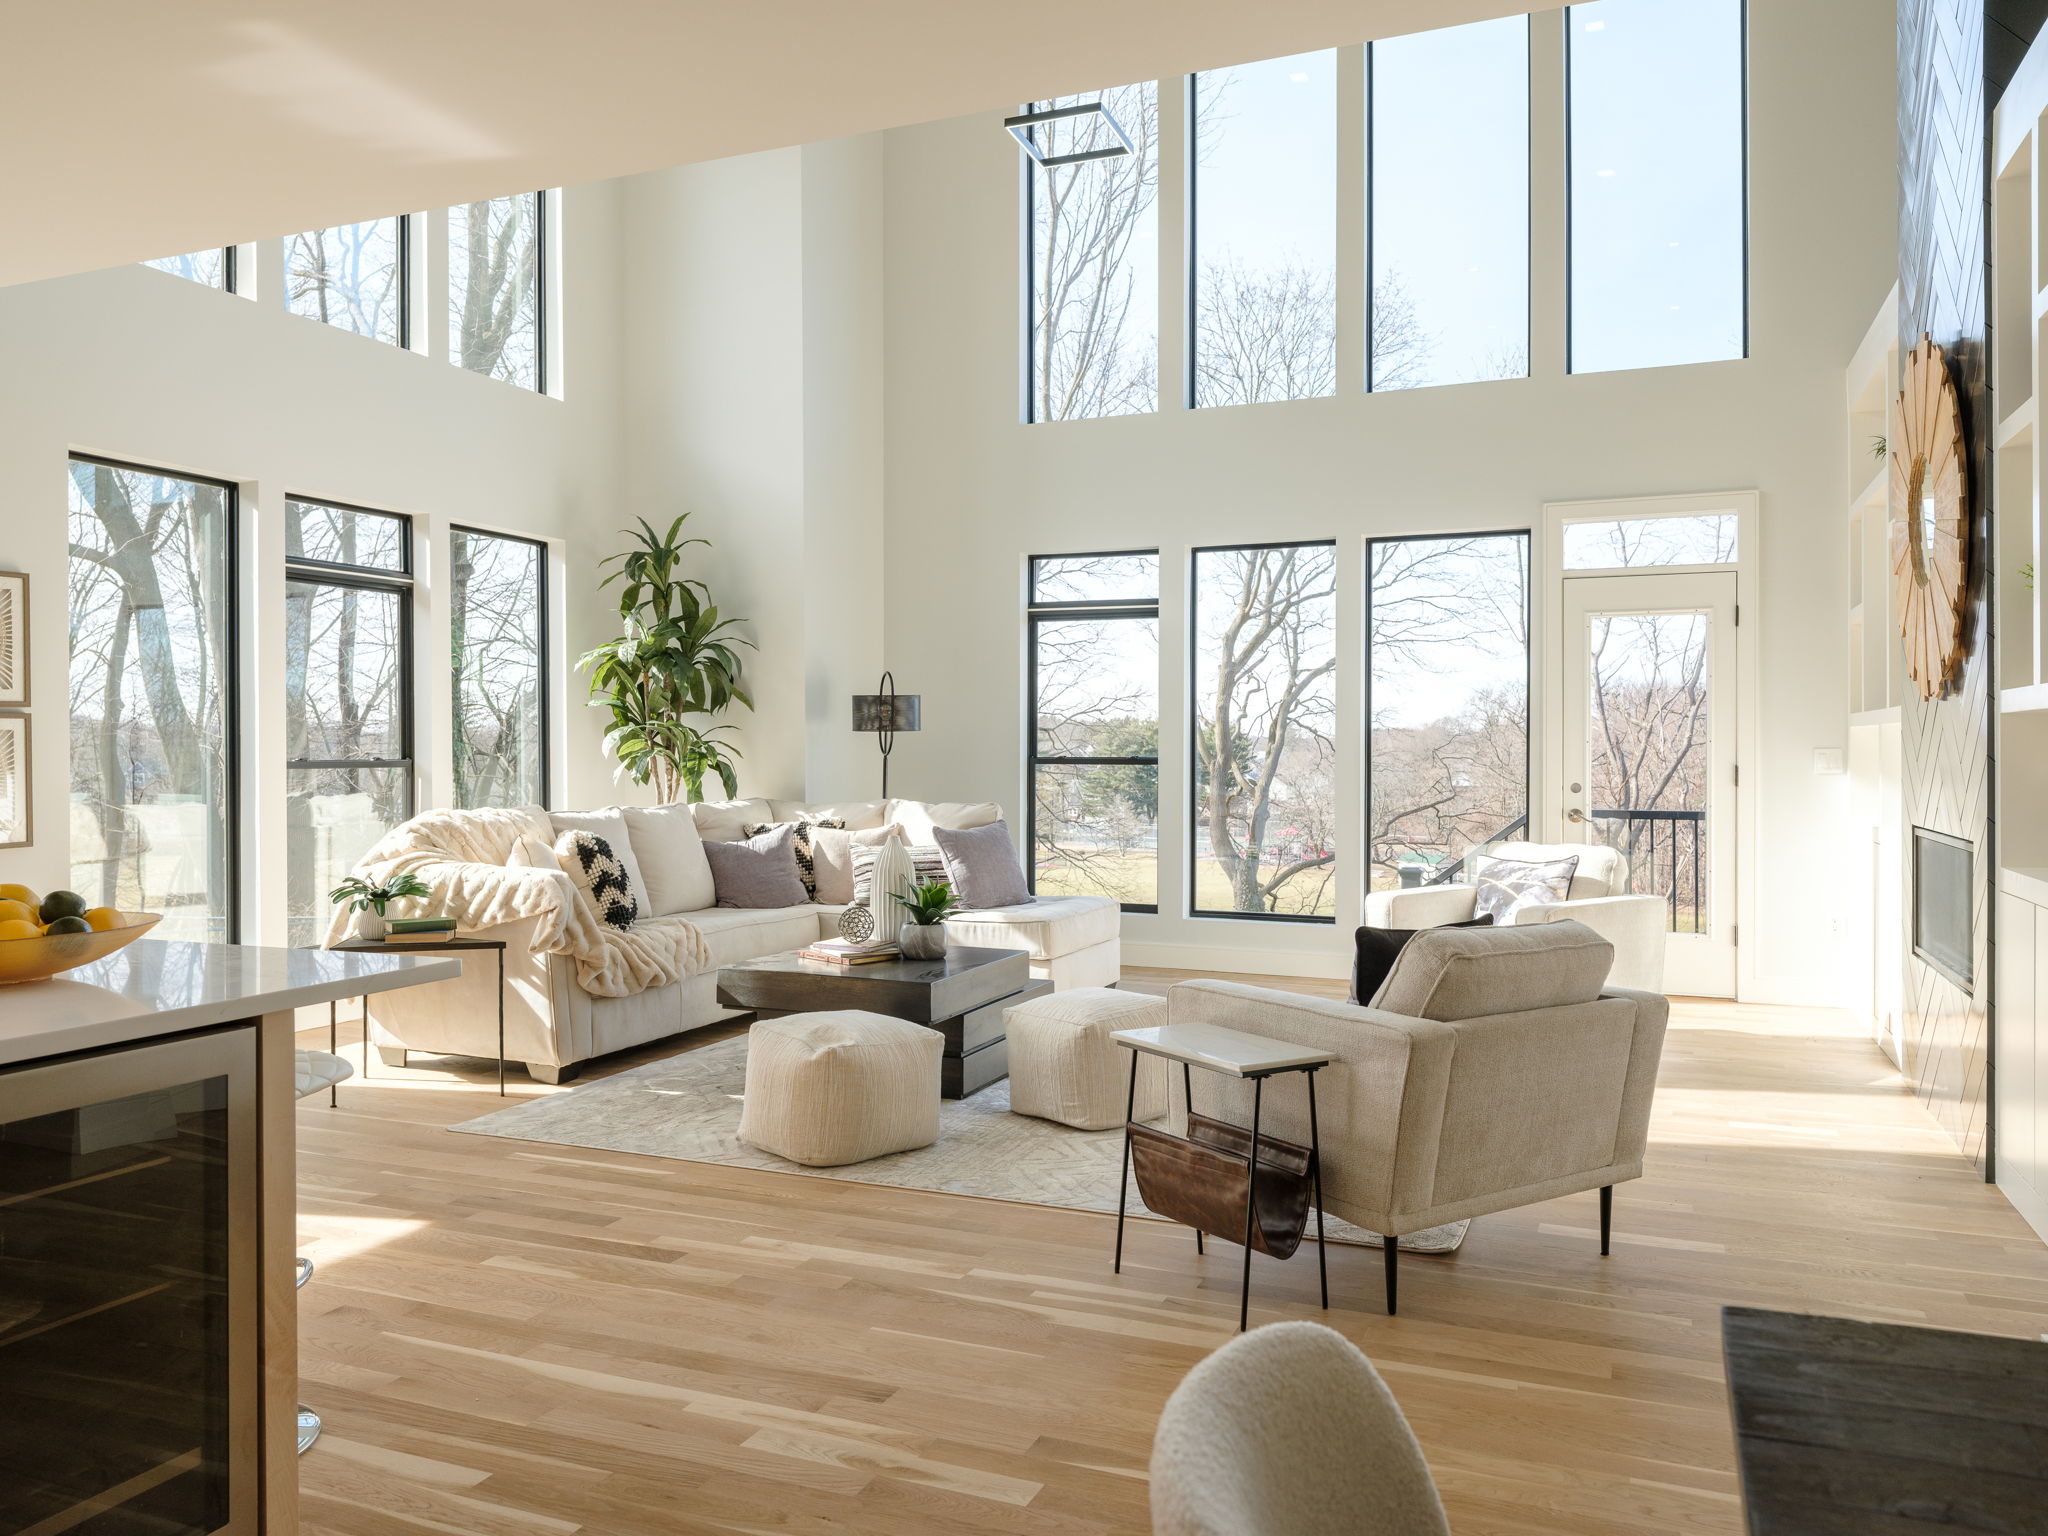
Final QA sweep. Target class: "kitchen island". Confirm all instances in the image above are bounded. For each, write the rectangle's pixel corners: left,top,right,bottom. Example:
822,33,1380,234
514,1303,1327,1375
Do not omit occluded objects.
0,939,462,1535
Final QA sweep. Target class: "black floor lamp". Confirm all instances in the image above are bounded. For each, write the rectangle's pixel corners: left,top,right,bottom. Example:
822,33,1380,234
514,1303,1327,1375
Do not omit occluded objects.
852,672,920,798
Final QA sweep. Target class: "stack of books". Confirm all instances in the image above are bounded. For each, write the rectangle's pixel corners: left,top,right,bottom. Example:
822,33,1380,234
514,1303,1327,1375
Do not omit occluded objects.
383,916,457,944
798,937,900,966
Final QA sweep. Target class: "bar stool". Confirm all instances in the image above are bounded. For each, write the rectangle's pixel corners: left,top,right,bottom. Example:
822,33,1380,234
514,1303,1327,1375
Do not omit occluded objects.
293,1049,353,1453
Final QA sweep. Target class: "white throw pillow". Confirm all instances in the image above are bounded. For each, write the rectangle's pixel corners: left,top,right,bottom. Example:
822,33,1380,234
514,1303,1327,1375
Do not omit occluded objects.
887,799,1001,846
549,809,649,904
507,835,557,870
689,797,773,842
622,803,717,914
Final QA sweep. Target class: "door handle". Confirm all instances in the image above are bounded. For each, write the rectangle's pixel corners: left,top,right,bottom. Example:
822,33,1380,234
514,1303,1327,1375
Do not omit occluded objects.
1565,808,1587,824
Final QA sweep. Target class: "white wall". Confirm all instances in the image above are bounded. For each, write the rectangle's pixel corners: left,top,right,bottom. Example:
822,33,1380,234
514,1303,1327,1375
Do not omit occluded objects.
875,0,1897,993
0,185,630,939
618,140,886,805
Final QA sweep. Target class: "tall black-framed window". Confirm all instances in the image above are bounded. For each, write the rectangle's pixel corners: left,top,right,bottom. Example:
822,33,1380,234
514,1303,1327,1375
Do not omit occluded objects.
1566,0,1748,373
450,192,546,392
1191,540,1337,921
451,527,550,809
1365,531,1531,894
66,455,241,942
286,215,410,346
1027,551,1159,912
285,497,416,946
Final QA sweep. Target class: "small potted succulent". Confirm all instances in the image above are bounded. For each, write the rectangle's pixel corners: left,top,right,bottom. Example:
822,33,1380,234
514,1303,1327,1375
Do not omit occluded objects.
328,871,433,941
891,877,960,961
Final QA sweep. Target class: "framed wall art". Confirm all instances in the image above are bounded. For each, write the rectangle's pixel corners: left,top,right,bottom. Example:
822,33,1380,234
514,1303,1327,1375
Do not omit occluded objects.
0,571,25,707
0,714,27,849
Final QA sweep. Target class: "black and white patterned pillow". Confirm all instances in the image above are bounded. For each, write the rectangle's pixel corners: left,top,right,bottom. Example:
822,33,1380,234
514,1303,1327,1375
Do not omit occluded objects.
553,830,639,929
743,817,845,897
1471,853,1578,922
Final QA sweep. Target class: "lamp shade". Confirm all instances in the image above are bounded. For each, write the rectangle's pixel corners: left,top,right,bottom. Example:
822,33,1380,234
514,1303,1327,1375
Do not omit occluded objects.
852,694,920,733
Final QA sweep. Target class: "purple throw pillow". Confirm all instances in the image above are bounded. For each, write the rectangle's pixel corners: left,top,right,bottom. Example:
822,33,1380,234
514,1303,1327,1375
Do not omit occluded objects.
703,822,810,908
932,819,1033,910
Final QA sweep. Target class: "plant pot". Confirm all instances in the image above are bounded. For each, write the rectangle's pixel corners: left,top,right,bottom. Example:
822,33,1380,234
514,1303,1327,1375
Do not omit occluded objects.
898,922,947,961
352,907,388,942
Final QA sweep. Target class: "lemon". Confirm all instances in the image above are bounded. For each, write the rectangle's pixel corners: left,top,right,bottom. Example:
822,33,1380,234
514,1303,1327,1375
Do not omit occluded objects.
0,919,41,942
0,900,33,926
0,883,34,907
83,907,122,932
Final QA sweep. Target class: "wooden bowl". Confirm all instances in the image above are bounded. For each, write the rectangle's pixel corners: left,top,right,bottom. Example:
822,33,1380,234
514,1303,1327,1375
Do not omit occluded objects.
0,912,163,984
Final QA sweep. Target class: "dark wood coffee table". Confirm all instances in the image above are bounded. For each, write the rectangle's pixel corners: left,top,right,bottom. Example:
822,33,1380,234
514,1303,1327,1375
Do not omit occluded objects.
715,945,1048,1097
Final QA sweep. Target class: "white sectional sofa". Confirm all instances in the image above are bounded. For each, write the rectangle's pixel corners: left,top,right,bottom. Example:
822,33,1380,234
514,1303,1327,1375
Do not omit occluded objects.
360,796,1120,1083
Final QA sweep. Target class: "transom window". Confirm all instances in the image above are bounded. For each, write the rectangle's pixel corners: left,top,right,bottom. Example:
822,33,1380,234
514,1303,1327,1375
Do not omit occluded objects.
1562,512,1739,570
287,216,408,345
145,249,235,291
450,193,546,392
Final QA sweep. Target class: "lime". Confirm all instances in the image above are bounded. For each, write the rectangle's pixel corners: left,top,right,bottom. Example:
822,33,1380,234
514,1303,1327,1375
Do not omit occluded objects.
43,915,91,936
38,890,87,923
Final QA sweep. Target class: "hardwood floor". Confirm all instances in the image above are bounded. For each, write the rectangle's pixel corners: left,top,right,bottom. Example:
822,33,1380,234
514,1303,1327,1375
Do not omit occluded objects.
292,973,2048,1535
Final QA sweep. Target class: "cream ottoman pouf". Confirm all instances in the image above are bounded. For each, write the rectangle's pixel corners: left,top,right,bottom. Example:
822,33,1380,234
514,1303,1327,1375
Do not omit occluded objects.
1007,987,1170,1131
738,1010,942,1167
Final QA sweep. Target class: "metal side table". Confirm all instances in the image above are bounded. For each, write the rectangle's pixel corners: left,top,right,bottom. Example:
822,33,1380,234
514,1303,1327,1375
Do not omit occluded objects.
1111,1020,1333,1331
328,937,508,1095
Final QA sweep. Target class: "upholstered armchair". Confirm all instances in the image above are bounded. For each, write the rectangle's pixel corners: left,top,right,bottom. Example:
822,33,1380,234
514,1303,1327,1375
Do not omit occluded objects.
1169,921,1670,1313
1364,840,1667,993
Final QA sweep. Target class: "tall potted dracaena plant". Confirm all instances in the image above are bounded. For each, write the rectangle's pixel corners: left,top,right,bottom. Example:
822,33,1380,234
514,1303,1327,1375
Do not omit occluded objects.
579,515,755,803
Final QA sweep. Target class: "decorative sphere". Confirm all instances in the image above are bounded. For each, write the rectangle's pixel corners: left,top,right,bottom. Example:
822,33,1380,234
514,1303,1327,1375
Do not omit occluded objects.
838,904,876,943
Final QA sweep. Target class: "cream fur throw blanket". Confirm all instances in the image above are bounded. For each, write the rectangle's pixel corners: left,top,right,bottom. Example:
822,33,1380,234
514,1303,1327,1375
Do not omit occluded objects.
322,806,711,997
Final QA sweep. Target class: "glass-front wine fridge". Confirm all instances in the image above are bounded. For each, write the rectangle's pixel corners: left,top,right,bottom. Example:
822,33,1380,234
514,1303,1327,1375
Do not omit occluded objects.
0,1026,260,1535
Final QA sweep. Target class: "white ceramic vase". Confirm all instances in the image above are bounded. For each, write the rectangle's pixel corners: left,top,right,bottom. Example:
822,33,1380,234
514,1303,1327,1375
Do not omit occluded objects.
863,834,918,923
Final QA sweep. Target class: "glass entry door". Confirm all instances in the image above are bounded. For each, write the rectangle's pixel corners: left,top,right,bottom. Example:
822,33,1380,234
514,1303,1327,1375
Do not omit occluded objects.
1561,571,1737,996
0,1027,259,1535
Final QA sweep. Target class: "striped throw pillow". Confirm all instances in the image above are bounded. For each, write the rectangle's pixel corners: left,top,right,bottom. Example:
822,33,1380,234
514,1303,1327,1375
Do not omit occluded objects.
851,841,948,906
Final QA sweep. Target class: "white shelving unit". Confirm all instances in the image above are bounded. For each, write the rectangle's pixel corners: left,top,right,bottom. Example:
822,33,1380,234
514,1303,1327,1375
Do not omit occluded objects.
1843,293,1904,1068
1991,69,2048,1244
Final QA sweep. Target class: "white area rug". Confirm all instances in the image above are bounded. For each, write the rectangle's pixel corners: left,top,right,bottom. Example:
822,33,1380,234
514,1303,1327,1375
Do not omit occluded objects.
450,1035,1469,1253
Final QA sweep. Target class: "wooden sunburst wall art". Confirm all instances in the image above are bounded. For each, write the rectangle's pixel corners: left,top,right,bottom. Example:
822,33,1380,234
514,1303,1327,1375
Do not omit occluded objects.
1891,334,1969,700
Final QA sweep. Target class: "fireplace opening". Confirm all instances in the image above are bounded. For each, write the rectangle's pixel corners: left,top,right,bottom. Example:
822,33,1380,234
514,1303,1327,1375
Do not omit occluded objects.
1912,826,1974,990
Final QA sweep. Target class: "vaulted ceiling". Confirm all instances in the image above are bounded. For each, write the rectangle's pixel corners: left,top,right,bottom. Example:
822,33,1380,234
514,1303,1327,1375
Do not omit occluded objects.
7,0,1524,288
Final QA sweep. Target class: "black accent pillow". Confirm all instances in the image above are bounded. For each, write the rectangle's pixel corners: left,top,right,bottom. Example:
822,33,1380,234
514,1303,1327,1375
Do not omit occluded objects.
1350,916,1495,1005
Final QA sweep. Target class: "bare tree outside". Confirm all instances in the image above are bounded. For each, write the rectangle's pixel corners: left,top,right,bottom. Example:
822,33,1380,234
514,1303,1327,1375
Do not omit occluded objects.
452,529,546,809
1587,611,1710,931
1366,535,1529,890
450,194,542,390
145,249,228,289
1193,544,1338,917
288,218,403,343
1028,84,1159,421
67,461,234,939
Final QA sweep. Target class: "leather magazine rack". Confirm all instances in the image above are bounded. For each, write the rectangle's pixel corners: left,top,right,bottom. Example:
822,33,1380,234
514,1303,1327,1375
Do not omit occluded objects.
1128,1113,1316,1261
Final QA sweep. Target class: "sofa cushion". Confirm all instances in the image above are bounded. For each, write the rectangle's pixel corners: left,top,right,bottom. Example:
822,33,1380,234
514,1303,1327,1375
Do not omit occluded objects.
944,894,1119,962
690,797,773,842
550,809,649,902
704,823,810,908
1370,919,1613,1023
769,799,889,831
933,819,1033,910
811,824,901,905
887,799,1001,845
688,905,828,969
744,816,845,897
623,803,716,915
853,839,948,904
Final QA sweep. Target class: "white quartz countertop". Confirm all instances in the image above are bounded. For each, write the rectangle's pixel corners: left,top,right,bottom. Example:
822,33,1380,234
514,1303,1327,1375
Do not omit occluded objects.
0,939,464,1067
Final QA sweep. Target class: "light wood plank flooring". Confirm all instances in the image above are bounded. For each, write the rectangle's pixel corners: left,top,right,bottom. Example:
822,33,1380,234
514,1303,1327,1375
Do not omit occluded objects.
292,972,2048,1535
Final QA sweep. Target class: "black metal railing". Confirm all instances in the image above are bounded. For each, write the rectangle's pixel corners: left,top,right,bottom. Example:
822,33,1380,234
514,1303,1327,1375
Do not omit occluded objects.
1590,808,1705,932
1414,814,1530,887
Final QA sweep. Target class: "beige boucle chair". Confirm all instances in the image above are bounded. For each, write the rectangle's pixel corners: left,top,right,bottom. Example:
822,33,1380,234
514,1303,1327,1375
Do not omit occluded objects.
737,1011,941,1167
1150,1321,1450,1535
1169,920,1668,1314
